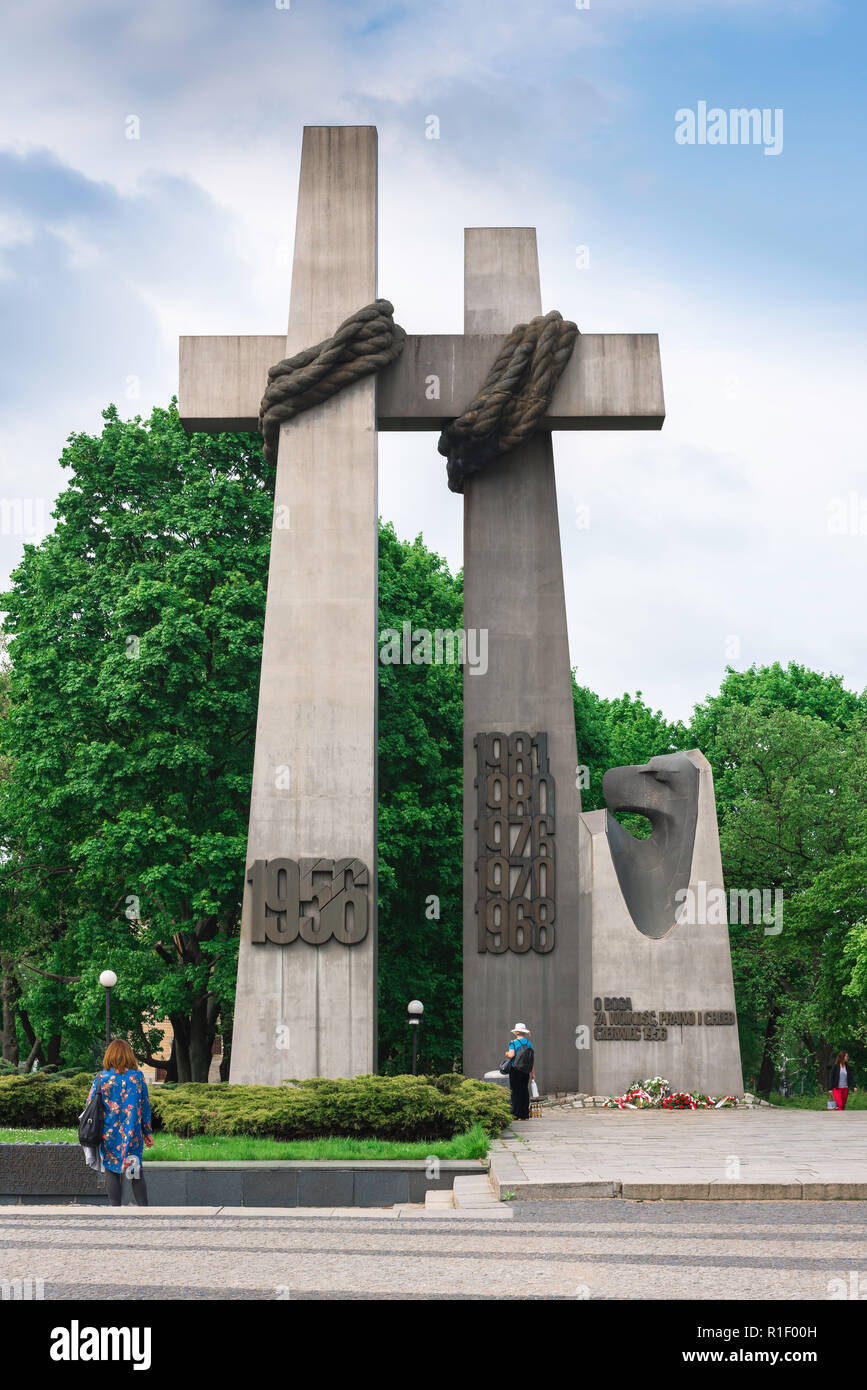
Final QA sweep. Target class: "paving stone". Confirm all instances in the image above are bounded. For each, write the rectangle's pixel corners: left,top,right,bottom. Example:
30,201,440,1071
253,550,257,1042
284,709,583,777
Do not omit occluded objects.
487,1109,867,1201
452,1175,499,1210
2,1199,864,1297
509,1180,621,1199
424,1190,454,1209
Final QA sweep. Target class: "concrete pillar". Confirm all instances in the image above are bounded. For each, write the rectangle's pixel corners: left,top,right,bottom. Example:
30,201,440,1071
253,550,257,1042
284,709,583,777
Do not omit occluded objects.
461,229,589,1092
230,127,378,1083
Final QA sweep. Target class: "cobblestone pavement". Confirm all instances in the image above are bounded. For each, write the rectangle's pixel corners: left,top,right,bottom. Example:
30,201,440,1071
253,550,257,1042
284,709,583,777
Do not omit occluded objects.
2,1201,865,1299
491,1109,867,1198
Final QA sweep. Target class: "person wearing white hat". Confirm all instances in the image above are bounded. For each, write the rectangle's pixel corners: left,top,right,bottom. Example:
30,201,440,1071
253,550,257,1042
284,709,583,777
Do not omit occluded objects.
503,1023,535,1120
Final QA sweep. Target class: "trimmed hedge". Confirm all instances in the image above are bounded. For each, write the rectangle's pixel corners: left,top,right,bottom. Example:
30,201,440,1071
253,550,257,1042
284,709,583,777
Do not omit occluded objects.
0,1072,510,1141
153,1075,510,1141
0,1074,93,1127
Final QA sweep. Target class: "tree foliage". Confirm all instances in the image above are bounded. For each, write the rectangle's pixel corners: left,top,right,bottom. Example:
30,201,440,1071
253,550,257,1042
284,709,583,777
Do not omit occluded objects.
377,523,463,1072
0,404,272,1078
688,664,867,1089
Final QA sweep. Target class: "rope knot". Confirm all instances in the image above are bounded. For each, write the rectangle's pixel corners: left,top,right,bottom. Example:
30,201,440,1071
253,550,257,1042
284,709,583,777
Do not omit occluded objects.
258,298,406,465
438,310,578,492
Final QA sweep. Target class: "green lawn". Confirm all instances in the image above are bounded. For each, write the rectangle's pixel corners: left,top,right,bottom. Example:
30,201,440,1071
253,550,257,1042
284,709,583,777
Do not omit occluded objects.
767,1091,867,1111
0,1123,490,1162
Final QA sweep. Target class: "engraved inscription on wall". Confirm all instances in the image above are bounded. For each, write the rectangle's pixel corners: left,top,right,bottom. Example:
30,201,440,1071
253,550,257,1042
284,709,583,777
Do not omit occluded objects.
475,731,555,955
592,995,737,1041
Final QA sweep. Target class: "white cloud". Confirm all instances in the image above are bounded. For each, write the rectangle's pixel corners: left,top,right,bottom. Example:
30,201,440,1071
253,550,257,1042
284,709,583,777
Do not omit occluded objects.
0,0,863,722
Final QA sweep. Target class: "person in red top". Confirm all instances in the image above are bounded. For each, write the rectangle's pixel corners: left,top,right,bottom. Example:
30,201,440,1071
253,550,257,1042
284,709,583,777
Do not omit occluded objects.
829,1050,857,1111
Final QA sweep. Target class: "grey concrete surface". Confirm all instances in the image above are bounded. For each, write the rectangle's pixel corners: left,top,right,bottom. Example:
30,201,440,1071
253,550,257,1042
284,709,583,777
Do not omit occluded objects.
2,1200,864,1299
489,1108,867,1200
603,752,699,940
179,331,665,434
1,1147,484,1207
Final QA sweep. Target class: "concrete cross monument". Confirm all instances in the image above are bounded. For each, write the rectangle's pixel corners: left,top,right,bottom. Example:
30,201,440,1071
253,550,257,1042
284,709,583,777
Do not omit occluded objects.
179,125,665,1088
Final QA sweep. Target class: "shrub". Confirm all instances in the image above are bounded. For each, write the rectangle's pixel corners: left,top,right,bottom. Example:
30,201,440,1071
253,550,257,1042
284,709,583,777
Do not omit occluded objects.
0,1071,512,1140
0,1074,92,1127
429,1073,465,1095
152,1074,510,1141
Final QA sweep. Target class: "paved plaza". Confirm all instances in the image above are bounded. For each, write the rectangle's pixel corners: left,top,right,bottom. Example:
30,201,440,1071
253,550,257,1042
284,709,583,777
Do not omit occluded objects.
3,1111,865,1300
2,1200,866,1300
490,1107,867,1199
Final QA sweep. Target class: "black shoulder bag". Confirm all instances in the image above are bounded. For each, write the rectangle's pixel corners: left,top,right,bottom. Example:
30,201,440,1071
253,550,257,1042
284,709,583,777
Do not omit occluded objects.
78,1081,104,1146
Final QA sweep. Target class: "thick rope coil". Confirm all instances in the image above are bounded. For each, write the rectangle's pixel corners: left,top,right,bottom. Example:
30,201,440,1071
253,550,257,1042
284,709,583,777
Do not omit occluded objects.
438,310,579,493
258,298,406,466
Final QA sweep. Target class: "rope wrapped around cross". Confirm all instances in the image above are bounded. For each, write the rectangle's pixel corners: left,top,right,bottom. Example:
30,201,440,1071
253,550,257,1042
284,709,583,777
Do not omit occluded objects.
258,298,578,491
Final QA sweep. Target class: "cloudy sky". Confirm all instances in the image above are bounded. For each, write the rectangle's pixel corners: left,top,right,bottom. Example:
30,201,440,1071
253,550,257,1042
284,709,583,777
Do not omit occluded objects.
1,0,864,720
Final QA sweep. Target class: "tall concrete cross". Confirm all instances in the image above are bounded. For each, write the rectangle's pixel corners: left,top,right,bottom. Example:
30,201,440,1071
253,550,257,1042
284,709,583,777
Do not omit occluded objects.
179,125,664,1086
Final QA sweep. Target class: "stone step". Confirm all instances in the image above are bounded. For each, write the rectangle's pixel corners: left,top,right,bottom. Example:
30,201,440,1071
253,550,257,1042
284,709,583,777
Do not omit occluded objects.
452,1174,500,1209
424,1188,455,1210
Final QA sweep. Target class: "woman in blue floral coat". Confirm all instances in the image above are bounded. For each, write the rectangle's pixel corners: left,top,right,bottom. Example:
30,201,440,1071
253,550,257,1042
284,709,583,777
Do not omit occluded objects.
87,1038,153,1206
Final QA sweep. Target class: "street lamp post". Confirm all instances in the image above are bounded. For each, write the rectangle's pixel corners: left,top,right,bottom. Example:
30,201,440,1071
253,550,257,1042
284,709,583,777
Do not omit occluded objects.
99,970,117,1047
407,999,424,1076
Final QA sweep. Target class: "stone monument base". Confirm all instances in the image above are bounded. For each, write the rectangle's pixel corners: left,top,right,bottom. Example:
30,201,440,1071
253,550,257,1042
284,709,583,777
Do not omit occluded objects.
579,749,744,1098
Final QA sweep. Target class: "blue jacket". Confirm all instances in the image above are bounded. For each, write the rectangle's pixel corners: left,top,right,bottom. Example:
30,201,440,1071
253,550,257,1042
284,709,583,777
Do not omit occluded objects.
86,1068,152,1175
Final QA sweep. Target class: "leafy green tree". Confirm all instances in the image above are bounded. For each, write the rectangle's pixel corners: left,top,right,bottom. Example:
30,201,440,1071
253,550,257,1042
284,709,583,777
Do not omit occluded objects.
691,660,866,757
689,669,867,1091
0,404,272,1079
377,523,463,1073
